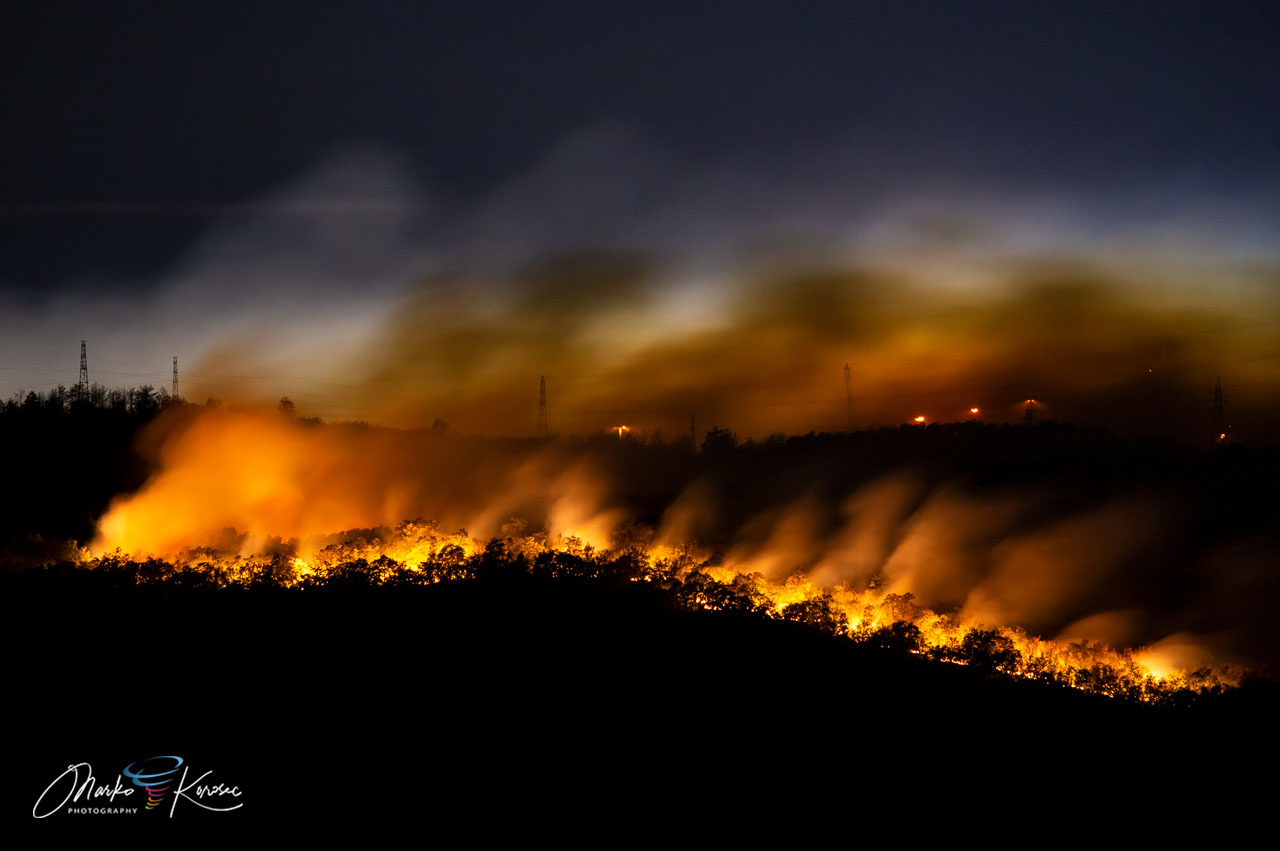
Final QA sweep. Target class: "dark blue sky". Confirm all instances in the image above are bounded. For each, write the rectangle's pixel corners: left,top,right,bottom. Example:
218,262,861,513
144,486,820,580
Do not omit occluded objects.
3,1,1279,293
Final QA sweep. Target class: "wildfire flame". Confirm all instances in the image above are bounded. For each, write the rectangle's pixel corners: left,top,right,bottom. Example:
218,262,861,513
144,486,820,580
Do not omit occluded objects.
84,406,1243,700
83,521,1230,700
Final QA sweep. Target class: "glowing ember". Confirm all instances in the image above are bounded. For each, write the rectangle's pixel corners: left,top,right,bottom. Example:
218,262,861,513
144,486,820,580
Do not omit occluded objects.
82,520,1236,702
82,406,1244,703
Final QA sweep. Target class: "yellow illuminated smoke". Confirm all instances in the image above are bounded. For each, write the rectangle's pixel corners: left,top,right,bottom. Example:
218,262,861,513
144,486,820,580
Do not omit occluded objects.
92,406,624,559
180,255,1280,444
87,407,1241,699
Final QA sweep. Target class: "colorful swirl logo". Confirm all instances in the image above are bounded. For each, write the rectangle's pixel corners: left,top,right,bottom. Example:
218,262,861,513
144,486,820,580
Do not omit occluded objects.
122,756,185,811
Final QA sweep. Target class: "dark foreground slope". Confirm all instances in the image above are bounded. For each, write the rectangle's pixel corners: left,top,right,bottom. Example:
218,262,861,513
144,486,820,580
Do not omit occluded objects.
6,568,1276,840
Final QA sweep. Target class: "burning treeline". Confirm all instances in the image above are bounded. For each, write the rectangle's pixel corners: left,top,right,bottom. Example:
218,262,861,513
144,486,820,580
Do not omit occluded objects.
84,405,1280,696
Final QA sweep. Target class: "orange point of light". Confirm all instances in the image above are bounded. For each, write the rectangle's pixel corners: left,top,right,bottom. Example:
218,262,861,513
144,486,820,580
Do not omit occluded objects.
970,407,980,415
913,416,926,423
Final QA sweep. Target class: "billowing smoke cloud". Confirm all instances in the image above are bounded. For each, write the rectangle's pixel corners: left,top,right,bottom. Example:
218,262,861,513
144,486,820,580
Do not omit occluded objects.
323,254,1280,444
94,405,634,557
0,146,435,417
4,130,1279,444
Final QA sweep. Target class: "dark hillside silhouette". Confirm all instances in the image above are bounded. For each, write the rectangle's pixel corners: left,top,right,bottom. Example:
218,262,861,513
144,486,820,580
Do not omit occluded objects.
4,560,1275,836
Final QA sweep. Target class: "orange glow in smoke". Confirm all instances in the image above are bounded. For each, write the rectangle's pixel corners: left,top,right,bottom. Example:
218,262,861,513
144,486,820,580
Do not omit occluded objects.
90,407,626,559
85,406,1239,699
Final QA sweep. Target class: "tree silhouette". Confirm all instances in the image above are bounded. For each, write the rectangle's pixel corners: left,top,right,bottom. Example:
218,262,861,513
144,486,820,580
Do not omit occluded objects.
701,426,737,454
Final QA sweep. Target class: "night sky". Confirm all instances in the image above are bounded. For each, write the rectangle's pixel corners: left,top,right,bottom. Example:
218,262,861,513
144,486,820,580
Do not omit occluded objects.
3,2,1279,438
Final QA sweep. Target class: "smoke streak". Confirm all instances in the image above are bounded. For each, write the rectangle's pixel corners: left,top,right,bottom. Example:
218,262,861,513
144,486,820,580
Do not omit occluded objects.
3,137,1279,442
90,406,1280,674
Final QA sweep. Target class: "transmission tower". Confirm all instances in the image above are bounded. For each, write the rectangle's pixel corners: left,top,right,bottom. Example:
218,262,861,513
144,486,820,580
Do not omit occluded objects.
78,340,88,401
1211,375,1226,442
172,357,180,400
537,376,549,438
843,363,854,431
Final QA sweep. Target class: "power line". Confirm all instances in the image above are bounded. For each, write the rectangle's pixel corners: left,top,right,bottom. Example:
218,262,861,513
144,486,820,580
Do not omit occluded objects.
78,341,88,401
537,376,549,439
